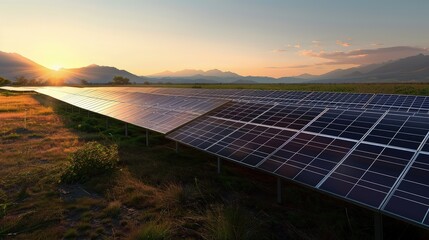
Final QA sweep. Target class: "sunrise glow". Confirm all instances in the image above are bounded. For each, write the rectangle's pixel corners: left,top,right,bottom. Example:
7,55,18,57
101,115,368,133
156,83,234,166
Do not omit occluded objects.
50,65,62,71
1,1,428,78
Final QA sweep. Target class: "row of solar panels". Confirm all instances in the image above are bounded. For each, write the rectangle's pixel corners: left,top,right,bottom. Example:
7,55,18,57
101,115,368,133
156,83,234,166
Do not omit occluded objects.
167,101,429,228
112,87,429,114
35,87,229,133
2,86,429,229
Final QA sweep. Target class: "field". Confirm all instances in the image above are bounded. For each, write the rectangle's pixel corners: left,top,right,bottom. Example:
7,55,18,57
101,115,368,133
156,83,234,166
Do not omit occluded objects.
1,85,429,239
134,83,429,96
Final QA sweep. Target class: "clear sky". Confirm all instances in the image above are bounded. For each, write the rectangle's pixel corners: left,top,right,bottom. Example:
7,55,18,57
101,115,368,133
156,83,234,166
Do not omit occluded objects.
1,0,428,77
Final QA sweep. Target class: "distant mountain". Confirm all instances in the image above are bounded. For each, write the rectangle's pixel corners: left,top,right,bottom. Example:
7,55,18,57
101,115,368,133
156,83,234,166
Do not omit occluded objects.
0,51,53,80
149,69,242,78
366,54,429,75
60,64,146,84
314,54,429,83
295,73,318,79
2,50,428,85
317,62,388,79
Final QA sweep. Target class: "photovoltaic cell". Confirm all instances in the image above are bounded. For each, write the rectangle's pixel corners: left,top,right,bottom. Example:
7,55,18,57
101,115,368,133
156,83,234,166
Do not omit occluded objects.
319,143,415,208
366,94,429,113
363,114,429,150
167,117,246,151
206,124,295,166
258,133,356,187
210,102,274,122
383,153,429,227
251,105,324,130
304,109,383,140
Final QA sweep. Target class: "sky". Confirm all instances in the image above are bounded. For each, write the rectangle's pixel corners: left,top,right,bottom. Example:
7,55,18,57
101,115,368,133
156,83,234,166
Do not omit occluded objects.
1,0,429,77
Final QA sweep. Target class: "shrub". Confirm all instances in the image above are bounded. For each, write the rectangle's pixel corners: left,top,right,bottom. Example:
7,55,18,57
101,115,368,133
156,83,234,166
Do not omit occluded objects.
61,141,119,183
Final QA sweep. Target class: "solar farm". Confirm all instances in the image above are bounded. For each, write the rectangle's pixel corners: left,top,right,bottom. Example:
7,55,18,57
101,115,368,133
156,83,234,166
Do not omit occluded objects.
2,86,429,239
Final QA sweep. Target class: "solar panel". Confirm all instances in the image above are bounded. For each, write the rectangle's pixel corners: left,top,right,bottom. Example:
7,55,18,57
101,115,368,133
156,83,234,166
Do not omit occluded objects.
319,144,415,208
363,114,429,150
366,94,429,113
167,116,246,151
250,105,324,130
258,133,356,187
304,109,384,140
35,87,230,134
383,153,429,227
206,124,296,166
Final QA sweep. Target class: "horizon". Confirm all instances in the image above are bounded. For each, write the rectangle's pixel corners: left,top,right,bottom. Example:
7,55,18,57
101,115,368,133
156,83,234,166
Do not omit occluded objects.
1,1,429,78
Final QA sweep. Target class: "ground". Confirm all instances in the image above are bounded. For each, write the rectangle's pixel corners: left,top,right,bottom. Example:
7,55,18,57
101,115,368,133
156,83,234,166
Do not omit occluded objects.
1,86,429,239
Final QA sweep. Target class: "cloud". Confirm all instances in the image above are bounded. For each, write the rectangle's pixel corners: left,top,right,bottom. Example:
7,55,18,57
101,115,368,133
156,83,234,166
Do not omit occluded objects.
265,66,288,69
271,48,288,53
299,46,429,65
311,40,322,47
371,43,384,47
294,44,301,49
336,40,351,47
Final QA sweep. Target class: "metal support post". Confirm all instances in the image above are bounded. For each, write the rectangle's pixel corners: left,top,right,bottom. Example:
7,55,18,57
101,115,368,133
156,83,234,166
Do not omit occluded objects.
374,213,383,240
175,141,179,153
277,177,282,204
217,157,222,174
145,129,149,146
125,123,128,137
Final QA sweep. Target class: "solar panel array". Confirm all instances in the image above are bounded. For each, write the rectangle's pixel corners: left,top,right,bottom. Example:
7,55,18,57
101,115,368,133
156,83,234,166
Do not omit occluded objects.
35,87,229,133
162,88,429,229
3,86,429,229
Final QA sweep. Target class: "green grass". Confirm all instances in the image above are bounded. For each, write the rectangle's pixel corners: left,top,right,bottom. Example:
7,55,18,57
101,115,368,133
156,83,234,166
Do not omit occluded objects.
111,82,429,95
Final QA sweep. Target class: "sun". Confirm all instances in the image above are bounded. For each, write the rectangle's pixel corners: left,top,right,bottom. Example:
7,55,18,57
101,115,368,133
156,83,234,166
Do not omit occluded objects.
50,65,63,71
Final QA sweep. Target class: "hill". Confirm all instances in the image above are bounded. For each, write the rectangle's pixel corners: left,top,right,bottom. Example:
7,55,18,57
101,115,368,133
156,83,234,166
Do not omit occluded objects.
314,54,429,83
60,64,147,84
149,69,241,78
0,51,53,80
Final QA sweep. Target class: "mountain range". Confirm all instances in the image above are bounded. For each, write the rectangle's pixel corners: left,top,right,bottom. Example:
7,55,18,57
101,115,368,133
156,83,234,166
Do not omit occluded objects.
1,50,429,84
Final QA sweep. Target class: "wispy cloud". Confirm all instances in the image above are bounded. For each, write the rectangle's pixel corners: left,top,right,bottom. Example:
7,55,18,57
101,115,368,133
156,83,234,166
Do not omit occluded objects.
371,43,384,47
299,46,428,65
311,40,322,47
336,40,351,47
271,48,288,53
265,66,288,69
271,43,301,53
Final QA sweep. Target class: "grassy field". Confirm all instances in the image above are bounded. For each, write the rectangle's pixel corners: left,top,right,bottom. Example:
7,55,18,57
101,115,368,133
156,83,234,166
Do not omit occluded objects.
1,88,429,239
128,82,429,95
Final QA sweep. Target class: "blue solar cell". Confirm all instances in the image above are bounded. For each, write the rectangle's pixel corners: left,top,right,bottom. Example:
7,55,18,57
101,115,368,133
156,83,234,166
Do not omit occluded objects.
258,133,355,187
319,144,415,208
383,153,429,227
304,109,383,140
